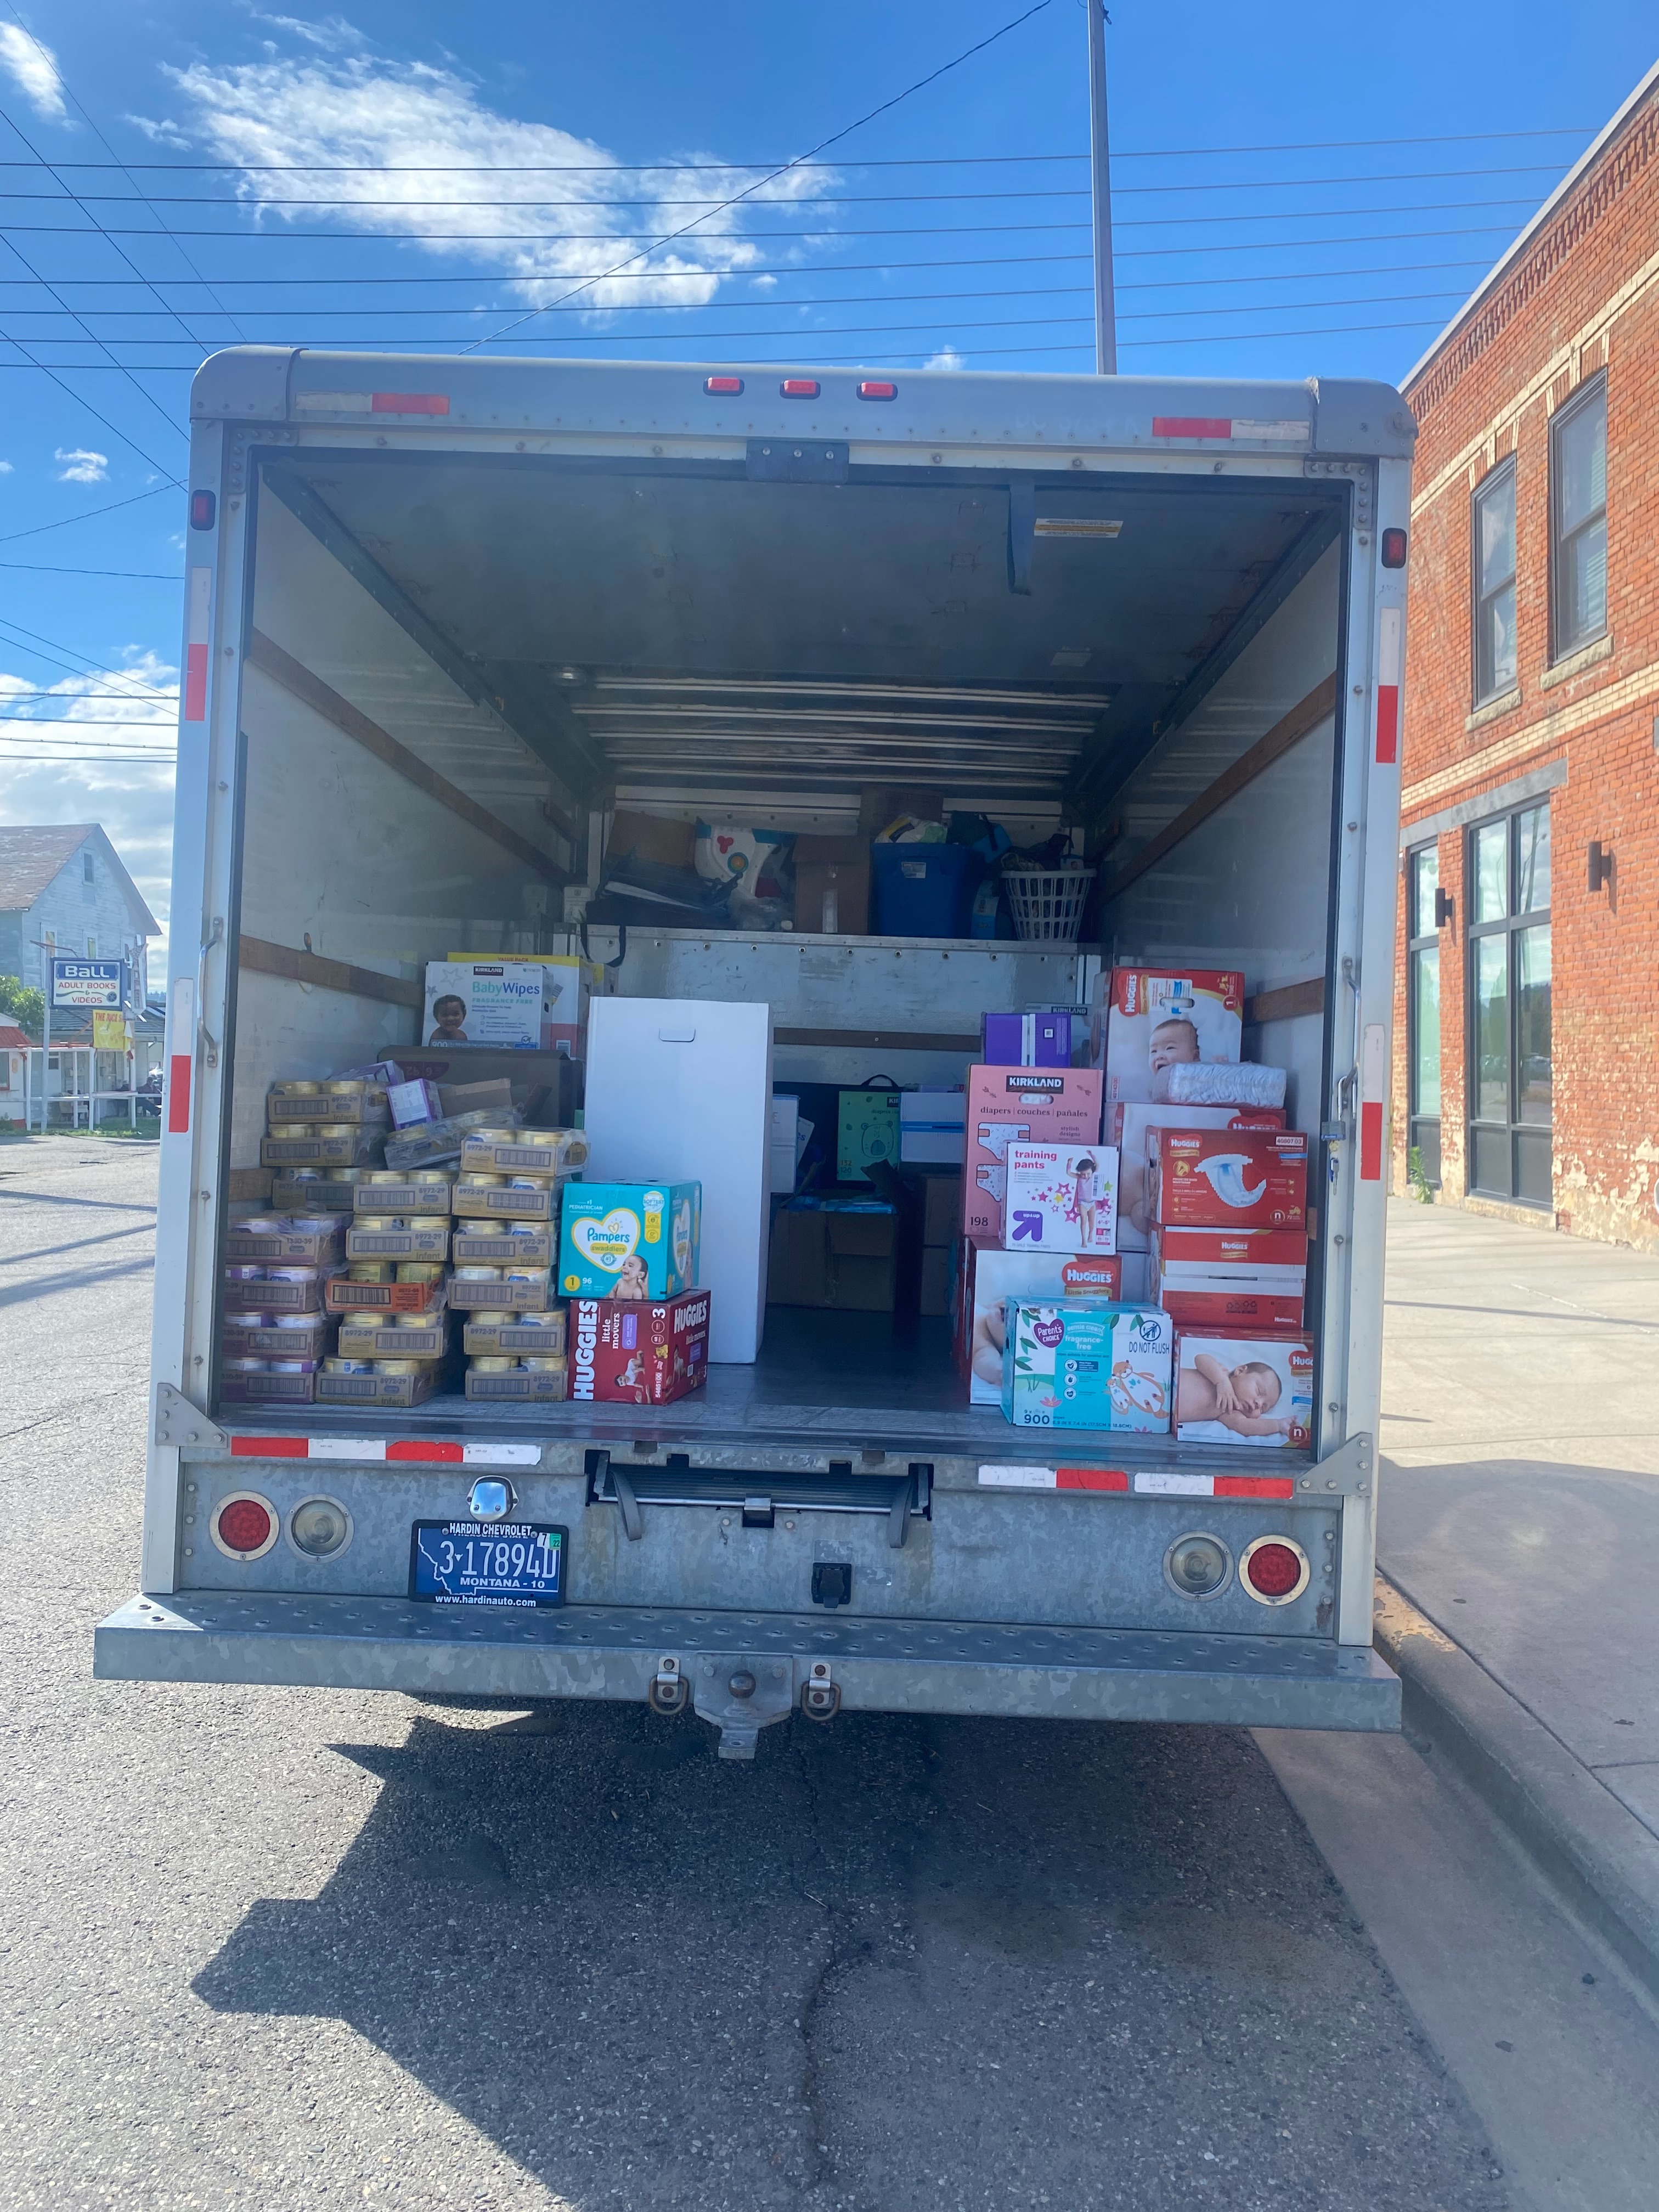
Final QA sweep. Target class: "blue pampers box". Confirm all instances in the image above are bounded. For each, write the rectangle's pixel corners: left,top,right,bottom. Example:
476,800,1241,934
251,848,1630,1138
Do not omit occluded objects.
558,1180,701,1300
1001,1299,1173,1432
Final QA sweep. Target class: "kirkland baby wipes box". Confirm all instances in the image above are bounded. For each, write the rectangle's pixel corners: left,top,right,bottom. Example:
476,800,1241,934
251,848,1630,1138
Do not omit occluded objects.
558,1179,700,1300
1003,1142,1119,1255
1001,1300,1173,1432
1097,968,1244,1103
963,1065,1103,1241
425,962,549,1049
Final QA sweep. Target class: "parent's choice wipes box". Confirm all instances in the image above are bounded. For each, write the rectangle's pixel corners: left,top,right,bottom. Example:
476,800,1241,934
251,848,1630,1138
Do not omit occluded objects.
1001,1300,1173,1432
1097,968,1244,1103
558,1179,700,1300
963,1065,1102,1240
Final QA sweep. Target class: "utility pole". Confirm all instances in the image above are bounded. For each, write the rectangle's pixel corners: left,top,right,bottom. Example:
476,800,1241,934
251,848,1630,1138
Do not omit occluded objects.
1087,1,1118,374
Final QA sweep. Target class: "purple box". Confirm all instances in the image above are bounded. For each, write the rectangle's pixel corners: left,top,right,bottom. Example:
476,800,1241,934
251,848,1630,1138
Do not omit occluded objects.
981,1011,1073,1067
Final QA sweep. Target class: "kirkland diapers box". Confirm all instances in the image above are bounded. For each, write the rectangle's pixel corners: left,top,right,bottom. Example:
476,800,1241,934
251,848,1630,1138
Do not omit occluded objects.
1097,968,1244,1102
1111,1103,1288,1252
558,1180,700,1300
1001,1300,1173,1432
1174,1330,1313,1448
1149,1126,1308,1231
1003,1142,1119,1255
568,1289,710,1404
957,1237,1124,1406
963,1065,1103,1240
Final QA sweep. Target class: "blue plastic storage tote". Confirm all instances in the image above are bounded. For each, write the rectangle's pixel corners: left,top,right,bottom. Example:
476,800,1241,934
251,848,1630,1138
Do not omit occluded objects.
870,843,981,938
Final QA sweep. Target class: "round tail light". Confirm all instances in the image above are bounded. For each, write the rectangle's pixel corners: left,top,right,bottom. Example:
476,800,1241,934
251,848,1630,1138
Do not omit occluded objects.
288,1495,352,1560
1165,1532,1231,1599
1240,1535,1310,1605
212,1492,279,1560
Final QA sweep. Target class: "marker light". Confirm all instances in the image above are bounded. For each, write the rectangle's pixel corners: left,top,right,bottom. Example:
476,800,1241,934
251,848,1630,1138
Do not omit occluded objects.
780,378,821,398
1165,1532,1231,1599
856,380,898,401
189,490,216,531
288,1495,352,1560
1240,1535,1310,1605
212,1492,279,1561
704,375,744,395
1380,527,1408,568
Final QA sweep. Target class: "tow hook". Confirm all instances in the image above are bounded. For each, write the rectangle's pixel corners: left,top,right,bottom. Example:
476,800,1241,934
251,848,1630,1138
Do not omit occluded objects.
801,1660,840,1722
647,1655,687,1716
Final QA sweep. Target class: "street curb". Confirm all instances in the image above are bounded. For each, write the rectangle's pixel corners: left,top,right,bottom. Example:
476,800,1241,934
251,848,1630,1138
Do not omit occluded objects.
1373,1575,1659,2009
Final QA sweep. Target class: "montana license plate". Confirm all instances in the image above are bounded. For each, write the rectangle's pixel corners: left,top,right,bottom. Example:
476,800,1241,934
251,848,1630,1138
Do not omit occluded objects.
409,1521,566,1608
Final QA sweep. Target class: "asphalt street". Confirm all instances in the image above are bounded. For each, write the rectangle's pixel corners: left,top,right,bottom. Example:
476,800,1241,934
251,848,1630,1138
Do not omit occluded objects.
1,1134,1654,2211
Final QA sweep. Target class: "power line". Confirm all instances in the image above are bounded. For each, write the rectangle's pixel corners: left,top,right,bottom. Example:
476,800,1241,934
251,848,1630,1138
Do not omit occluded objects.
0,611,176,698
0,126,1591,172
461,0,1064,352
0,481,172,543
0,560,181,578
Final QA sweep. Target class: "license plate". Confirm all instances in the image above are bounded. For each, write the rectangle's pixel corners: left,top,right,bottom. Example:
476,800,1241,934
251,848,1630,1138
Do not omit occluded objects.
409,1520,566,1609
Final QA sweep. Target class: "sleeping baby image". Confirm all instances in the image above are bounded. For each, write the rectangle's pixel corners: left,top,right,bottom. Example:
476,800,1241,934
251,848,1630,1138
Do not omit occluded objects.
1176,1348,1294,1438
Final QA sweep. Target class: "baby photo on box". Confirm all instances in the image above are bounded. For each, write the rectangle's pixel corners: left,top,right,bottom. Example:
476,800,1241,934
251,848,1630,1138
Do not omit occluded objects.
1101,968,1244,1103
1003,1143,1119,1255
1173,1331,1313,1448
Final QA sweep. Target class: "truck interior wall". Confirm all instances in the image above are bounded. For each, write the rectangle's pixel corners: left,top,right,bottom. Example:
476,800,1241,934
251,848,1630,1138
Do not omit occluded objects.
229,484,565,1165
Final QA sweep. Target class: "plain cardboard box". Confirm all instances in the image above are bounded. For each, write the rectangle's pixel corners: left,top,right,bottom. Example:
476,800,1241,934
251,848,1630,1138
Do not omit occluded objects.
223,1274,331,1314
271,1175,358,1211
463,1313,567,1356
768,1204,897,1312
794,835,870,935
336,1316,450,1359
920,1173,961,1248
465,1365,569,1403
219,1371,318,1404
346,1224,450,1262
221,1316,335,1360
353,1177,456,1215
606,811,697,870
452,1225,554,1266
224,1222,346,1266
962,1064,1103,1241
453,1183,555,1223
448,1273,555,1311
919,1245,952,1317
260,1130,382,1169
460,1130,588,1176
317,1364,449,1408
267,1090,389,1127
324,1276,448,1316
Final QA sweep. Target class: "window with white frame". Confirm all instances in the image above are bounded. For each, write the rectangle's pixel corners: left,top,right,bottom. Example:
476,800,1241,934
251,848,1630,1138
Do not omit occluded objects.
1551,376,1607,659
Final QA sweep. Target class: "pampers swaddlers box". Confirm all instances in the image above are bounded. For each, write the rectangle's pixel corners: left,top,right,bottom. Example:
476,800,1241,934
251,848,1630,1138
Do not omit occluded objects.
1098,968,1244,1103
558,1180,700,1299
1001,1300,1173,1432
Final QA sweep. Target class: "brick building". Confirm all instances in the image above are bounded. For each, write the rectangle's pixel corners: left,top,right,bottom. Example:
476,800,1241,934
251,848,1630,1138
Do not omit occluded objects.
1393,59,1659,1244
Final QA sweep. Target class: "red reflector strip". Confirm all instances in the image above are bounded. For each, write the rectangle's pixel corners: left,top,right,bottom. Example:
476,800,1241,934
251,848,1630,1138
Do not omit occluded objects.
184,567,211,721
184,644,208,722
371,391,449,415
1056,1466,1130,1492
386,1439,465,1464
780,377,820,398
856,380,898,400
222,1436,542,1464
1214,1474,1297,1499
231,1434,306,1457
1360,1099,1384,1181
1375,606,1403,764
166,1056,192,1133
1359,1020,1386,1182
703,374,744,395
1153,415,1232,439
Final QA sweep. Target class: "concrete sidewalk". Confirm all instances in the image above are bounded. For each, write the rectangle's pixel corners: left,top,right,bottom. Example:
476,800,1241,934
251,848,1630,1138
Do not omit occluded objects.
1377,1195,1659,1997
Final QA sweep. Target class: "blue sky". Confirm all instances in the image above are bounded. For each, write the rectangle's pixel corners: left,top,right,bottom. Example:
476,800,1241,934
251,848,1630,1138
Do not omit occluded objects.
1,0,1655,966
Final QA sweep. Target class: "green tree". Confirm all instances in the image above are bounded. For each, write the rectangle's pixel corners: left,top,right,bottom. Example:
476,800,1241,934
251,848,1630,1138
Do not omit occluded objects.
0,975,45,1037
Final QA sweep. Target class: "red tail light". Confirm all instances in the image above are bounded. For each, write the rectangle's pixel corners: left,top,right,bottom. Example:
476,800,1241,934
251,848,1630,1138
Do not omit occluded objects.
856,380,898,402
780,378,820,399
1240,1536,1310,1605
703,375,744,396
212,1493,279,1560
189,490,216,531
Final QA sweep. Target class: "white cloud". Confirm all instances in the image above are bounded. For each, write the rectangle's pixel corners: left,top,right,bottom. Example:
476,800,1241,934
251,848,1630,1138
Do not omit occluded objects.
0,460,13,475
151,47,834,319
55,448,109,483
252,13,364,52
0,652,178,968
924,348,966,372
0,24,66,121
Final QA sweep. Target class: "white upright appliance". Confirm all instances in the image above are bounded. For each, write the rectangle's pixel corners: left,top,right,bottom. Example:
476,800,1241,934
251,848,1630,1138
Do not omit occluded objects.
581,996,773,1363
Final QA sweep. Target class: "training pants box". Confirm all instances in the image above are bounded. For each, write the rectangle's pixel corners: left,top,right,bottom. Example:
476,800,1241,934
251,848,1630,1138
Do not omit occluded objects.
1149,1126,1308,1231
1110,1104,1288,1253
1003,1142,1119,1255
1096,968,1244,1102
1149,1227,1307,1329
1174,1330,1313,1447
956,1236,1124,1406
558,1180,700,1300
568,1289,711,1404
963,1065,1103,1242
1001,1300,1173,1432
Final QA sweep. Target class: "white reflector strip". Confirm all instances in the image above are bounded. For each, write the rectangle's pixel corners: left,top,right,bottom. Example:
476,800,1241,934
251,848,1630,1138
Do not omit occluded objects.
266,1436,543,1466
306,1437,386,1460
1034,517,1123,538
1133,1471,1215,1497
979,1464,1058,1489
1230,419,1312,444
295,392,373,413
461,1442,541,1465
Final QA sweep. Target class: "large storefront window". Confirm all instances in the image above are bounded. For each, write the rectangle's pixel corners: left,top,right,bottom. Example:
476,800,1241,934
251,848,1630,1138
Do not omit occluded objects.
1467,801,1551,1205
1406,844,1442,1185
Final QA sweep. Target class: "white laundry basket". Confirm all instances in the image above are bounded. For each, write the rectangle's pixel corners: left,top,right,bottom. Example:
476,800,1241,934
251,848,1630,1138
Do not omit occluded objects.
1002,861,1096,943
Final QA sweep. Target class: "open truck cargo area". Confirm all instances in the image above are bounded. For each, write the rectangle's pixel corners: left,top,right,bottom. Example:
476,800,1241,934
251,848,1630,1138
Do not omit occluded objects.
97,352,1414,1752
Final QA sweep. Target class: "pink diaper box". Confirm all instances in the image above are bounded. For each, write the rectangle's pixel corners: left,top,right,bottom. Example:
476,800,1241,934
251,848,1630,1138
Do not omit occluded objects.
962,1064,1103,1241
1003,1142,1119,1255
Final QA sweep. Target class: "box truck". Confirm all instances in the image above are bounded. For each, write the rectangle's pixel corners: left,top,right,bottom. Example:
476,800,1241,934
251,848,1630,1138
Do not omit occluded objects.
96,349,1413,1755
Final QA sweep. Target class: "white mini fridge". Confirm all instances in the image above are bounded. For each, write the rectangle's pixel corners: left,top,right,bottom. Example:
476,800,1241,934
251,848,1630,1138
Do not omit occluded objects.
581,996,773,1364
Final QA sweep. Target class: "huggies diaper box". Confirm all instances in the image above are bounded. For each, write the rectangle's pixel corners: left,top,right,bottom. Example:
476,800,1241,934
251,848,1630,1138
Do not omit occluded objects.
1148,1126,1307,1231
1001,1300,1173,1432
558,1180,701,1300
1173,1330,1313,1448
955,1237,1124,1406
1095,968,1244,1102
1003,1143,1119,1255
1149,1226,1307,1329
569,1289,710,1404
1110,1103,1287,1252
963,1065,1103,1239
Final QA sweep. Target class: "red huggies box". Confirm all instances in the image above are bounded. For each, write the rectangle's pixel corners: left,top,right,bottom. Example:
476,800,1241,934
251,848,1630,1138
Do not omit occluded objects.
1149,1226,1307,1328
1148,1126,1308,1231
568,1288,710,1404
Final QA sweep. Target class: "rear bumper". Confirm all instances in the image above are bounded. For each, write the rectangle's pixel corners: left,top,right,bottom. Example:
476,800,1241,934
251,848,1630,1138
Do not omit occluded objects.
95,1592,1400,1733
